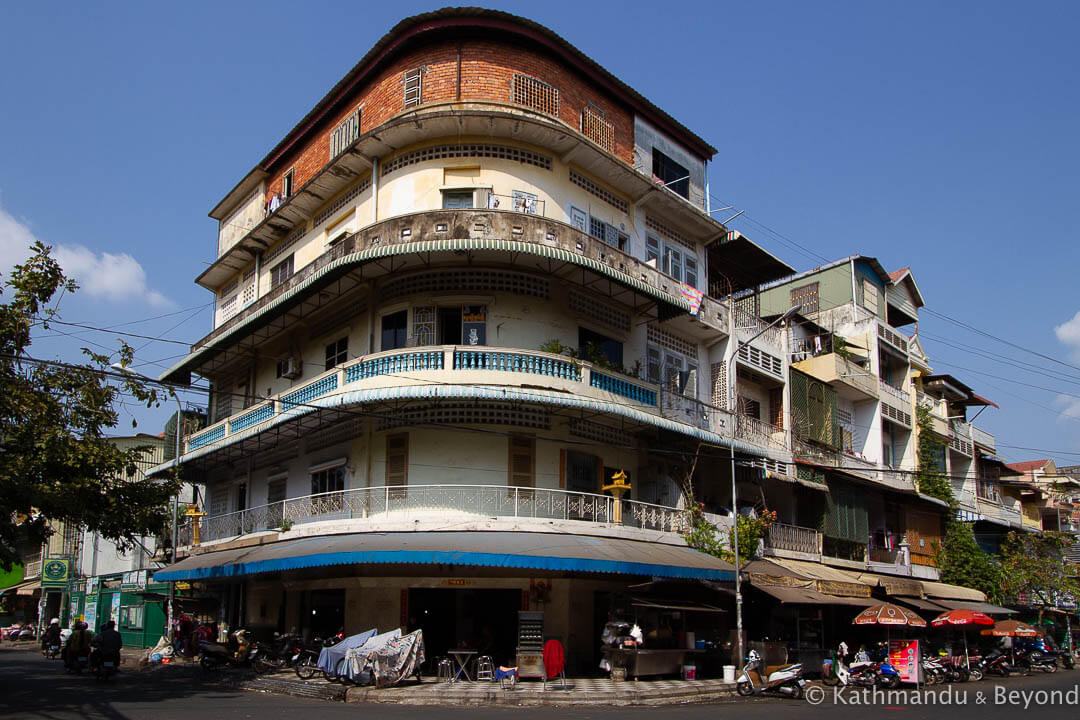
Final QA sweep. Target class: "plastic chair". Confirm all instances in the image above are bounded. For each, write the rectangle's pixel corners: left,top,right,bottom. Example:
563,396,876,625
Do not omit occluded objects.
436,657,453,683
476,655,495,681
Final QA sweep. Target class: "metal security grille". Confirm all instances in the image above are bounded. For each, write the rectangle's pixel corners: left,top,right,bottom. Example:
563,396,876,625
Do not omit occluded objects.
313,177,371,228
403,67,423,108
569,170,629,213
790,282,819,314
329,107,362,159
568,290,630,332
218,280,239,298
381,144,552,177
581,105,614,152
736,344,783,376
382,270,550,301
711,361,727,409
645,216,693,251
882,403,912,427
375,403,550,431
513,73,560,116
647,326,698,360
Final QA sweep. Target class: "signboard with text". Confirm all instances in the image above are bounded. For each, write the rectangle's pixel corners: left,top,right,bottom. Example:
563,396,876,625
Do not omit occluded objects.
888,639,921,684
40,559,69,588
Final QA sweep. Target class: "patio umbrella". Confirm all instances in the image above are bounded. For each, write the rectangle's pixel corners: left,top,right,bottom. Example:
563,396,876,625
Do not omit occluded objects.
854,603,928,627
980,619,1040,637
931,609,994,670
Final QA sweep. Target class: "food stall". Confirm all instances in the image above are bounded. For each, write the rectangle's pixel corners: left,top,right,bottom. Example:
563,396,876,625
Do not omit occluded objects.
601,597,725,679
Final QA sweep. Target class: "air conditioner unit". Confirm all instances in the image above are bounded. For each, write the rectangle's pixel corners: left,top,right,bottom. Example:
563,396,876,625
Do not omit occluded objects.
281,357,302,380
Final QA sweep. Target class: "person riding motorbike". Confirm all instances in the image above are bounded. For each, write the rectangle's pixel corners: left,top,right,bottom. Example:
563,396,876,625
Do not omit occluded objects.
41,618,62,657
90,620,123,672
64,622,92,672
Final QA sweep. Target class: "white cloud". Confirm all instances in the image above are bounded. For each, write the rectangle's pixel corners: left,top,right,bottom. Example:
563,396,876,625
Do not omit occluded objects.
1055,310,1080,363
0,202,170,307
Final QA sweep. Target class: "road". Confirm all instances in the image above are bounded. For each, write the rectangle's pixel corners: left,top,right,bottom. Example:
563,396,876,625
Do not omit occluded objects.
2,645,1078,719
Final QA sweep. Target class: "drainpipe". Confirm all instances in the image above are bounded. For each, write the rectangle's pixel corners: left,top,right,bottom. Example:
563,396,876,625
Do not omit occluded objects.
850,258,858,318
371,158,379,225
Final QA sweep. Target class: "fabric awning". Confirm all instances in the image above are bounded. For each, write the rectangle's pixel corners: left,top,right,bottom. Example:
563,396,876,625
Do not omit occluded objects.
630,598,726,613
894,595,950,612
920,580,986,602
764,558,871,598
856,573,924,598
0,579,40,596
753,583,878,607
154,531,735,582
934,600,1015,615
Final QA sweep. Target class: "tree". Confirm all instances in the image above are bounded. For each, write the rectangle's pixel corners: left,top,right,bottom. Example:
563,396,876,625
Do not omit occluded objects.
934,519,1003,603
0,242,180,569
999,530,1080,621
915,405,953,504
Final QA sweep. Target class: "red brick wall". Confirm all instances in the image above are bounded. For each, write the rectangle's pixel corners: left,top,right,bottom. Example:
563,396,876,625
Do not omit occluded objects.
263,39,635,206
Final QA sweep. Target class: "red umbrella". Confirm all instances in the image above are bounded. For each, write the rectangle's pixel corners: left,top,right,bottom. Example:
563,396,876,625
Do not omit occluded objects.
931,609,994,670
853,603,928,627
931,609,994,627
981,619,1040,637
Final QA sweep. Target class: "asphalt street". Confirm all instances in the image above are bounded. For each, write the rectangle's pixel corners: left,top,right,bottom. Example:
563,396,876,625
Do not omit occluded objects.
1,644,1078,719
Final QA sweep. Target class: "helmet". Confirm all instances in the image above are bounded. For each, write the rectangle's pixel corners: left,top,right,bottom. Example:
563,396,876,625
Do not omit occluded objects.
50,618,59,625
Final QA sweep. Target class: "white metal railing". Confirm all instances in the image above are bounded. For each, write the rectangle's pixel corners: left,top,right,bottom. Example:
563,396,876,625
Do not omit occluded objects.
179,484,691,545
878,379,911,405
733,306,783,348
765,522,821,555
734,414,787,452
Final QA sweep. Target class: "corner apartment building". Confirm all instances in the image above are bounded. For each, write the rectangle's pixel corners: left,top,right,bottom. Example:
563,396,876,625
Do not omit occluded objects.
148,8,821,673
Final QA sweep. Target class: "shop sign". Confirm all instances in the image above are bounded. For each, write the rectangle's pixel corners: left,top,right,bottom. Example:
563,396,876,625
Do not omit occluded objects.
120,570,149,591
40,559,70,588
84,599,97,631
110,593,122,624
87,577,100,595
175,581,191,591
888,639,921,683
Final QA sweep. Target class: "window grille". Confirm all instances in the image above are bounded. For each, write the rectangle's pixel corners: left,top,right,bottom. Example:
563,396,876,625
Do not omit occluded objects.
219,280,239,298
581,105,614,152
376,403,550,432
412,306,436,346
270,255,294,289
403,67,423,108
568,290,630,333
569,169,628,213
382,269,549,301
790,282,820,315
266,224,307,263
512,73,560,116
647,326,698,360
313,178,371,228
330,107,361,159
711,361,727,409
568,418,627,447
645,216,693,251
218,294,237,321
381,144,552,177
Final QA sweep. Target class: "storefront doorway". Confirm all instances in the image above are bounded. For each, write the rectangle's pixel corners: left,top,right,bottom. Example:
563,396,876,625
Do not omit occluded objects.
301,589,345,639
407,588,520,666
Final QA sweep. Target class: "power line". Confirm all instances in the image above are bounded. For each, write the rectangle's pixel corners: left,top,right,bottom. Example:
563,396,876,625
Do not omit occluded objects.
923,307,1080,374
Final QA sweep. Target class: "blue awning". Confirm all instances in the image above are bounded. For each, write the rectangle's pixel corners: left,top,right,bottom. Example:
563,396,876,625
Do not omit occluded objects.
155,531,734,582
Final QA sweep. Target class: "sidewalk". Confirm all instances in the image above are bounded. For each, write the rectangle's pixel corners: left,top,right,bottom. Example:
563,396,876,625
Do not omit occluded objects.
232,673,739,706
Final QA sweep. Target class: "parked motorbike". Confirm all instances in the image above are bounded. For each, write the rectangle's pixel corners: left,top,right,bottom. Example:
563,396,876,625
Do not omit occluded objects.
199,629,253,670
293,632,345,681
823,650,900,688
1016,648,1058,674
737,650,806,699
975,649,1028,678
251,633,304,674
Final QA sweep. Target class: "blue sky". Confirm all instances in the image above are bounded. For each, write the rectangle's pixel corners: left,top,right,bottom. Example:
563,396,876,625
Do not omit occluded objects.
1,1,1078,466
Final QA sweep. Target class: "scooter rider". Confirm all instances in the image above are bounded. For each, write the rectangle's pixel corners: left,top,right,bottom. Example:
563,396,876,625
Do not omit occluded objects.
92,620,123,671
65,622,92,672
41,618,61,656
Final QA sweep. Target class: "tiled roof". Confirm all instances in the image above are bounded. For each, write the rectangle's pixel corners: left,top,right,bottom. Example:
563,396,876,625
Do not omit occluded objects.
1006,459,1052,474
889,267,911,283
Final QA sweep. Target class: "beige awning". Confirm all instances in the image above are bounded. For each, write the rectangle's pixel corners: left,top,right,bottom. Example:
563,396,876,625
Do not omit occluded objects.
753,583,878,607
765,558,871,597
856,572,924,598
920,580,986,602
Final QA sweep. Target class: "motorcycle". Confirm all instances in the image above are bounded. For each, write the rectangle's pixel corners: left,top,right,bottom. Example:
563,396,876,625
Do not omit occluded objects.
974,649,1028,678
1016,648,1057,674
251,633,304,675
44,642,62,660
823,650,900,688
737,649,807,699
294,632,345,681
199,629,254,670
90,644,119,682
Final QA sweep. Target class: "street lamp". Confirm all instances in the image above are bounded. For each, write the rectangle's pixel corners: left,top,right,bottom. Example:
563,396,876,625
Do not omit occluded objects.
729,303,801,668
112,363,183,644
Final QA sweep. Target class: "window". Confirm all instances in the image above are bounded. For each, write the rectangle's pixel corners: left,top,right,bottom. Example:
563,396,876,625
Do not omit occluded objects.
508,436,535,488
381,310,408,350
569,206,587,232
235,483,247,512
578,327,623,368
652,149,689,199
311,466,345,495
589,216,628,250
324,337,348,371
386,434,408,485
512,73,560,116
646,234,696,285
330,107,361,159
270,255,294,289
566,451,600,494
267,478,287,527
790,282,820,315
647,346,698,397
862,278,879,314
581,105,614,152
403,67,423,108
282,169,294,199
442,190,474,209
738,396,761,420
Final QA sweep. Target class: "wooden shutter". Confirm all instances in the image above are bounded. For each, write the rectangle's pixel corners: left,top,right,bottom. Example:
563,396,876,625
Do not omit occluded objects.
768,387,783,429
508,436,535,488
386,434,408,485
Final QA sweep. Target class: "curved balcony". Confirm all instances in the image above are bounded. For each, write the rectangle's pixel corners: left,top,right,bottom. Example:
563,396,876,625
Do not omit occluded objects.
172,344,791,472
175,484,690,548
166,208,729,385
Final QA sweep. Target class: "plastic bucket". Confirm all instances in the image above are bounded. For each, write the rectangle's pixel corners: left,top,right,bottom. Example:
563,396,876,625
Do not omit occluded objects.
723,664,736,683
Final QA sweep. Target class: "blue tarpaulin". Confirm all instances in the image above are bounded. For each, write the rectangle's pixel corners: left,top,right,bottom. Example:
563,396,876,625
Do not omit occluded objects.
317,628,377,679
